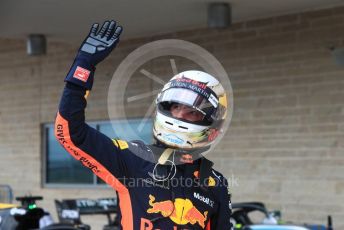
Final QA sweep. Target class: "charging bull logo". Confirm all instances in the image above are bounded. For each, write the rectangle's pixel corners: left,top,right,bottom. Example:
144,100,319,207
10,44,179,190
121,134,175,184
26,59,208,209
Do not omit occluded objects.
146,194,208,228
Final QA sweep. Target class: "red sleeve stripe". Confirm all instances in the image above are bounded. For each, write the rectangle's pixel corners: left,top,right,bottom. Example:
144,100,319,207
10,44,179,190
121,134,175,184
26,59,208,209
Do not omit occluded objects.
55,112,133,230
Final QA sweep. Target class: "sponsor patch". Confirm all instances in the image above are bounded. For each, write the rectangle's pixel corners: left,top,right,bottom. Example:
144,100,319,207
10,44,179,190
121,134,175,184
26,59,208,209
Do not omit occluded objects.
163,133,184,145
146,194,208,228
194,192,214,207
208,94,218,108
73,66,90,82
117,140,129,150
208,176,216,187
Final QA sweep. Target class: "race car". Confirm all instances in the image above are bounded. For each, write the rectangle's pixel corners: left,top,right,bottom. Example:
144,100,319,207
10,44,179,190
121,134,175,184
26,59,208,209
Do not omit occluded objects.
231,202,332,230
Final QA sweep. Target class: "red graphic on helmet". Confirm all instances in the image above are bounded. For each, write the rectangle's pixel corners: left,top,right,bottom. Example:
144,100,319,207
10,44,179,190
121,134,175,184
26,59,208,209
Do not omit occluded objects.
208,128,220,142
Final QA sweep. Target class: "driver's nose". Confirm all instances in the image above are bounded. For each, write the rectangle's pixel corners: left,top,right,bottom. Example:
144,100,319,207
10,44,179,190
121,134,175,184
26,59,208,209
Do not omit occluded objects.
173,110,186,119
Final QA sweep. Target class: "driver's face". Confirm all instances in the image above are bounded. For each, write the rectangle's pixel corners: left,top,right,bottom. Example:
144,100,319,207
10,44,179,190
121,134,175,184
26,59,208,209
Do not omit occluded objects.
170,103,204,122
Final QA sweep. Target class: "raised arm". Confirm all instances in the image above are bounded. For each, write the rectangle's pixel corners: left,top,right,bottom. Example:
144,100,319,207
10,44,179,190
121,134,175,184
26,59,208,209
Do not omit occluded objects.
54,21,131,192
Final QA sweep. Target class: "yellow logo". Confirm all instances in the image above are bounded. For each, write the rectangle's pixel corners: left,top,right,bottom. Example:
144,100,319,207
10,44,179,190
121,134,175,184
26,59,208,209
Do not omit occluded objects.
208,176,216,187
112,139,129,150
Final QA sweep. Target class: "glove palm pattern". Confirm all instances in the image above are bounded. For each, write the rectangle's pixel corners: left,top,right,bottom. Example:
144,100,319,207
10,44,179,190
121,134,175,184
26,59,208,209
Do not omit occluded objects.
78,20,123,66
65,20,123,90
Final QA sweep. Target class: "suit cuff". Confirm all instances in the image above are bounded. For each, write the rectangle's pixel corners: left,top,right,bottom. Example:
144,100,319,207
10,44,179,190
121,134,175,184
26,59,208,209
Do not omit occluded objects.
65,58,95,90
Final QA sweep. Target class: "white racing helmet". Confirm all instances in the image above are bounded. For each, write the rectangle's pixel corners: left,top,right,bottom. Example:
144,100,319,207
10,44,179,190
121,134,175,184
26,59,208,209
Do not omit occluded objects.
153,70,228,150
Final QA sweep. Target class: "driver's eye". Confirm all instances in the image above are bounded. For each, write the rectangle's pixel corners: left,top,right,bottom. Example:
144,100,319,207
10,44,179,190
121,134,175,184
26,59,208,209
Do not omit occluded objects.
190,111,198,116
172,104,182,110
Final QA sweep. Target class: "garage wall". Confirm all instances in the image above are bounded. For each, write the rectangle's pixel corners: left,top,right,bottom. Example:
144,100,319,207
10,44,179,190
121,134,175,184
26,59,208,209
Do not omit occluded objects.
0,5,344,228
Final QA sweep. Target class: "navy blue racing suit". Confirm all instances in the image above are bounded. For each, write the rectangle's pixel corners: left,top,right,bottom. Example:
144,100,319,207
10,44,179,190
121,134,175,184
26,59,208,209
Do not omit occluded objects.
54,24,232,230
55,82,233,229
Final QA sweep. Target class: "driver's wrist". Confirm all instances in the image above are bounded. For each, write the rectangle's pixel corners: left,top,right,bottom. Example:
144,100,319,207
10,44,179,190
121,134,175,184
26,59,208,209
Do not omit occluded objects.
64,58,96,90
76,51,97,69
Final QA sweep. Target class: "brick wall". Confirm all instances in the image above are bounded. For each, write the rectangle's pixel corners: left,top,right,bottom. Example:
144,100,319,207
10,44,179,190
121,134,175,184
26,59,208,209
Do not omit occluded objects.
1,5,344,228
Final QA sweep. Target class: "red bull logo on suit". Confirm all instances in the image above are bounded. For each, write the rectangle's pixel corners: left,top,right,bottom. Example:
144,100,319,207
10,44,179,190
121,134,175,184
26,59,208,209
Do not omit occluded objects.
144,194,208,229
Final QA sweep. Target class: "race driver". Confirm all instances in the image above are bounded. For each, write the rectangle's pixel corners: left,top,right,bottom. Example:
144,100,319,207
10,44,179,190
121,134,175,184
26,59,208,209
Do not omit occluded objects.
55,20,233,230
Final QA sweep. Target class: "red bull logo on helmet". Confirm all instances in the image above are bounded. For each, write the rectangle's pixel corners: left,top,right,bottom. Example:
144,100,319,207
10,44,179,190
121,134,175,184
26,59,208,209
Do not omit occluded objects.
145,194,208,229
175,76,208,90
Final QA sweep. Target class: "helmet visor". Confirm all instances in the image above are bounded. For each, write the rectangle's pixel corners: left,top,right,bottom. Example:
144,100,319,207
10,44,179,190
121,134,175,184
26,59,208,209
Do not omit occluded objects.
157,88,217,121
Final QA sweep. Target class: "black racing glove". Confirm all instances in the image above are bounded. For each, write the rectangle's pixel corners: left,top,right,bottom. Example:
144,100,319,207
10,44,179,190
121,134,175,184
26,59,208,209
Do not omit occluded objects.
65,20,123,90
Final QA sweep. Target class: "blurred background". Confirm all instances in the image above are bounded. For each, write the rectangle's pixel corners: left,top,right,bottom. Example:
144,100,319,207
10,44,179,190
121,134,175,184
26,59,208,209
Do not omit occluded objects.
0,0,344,229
